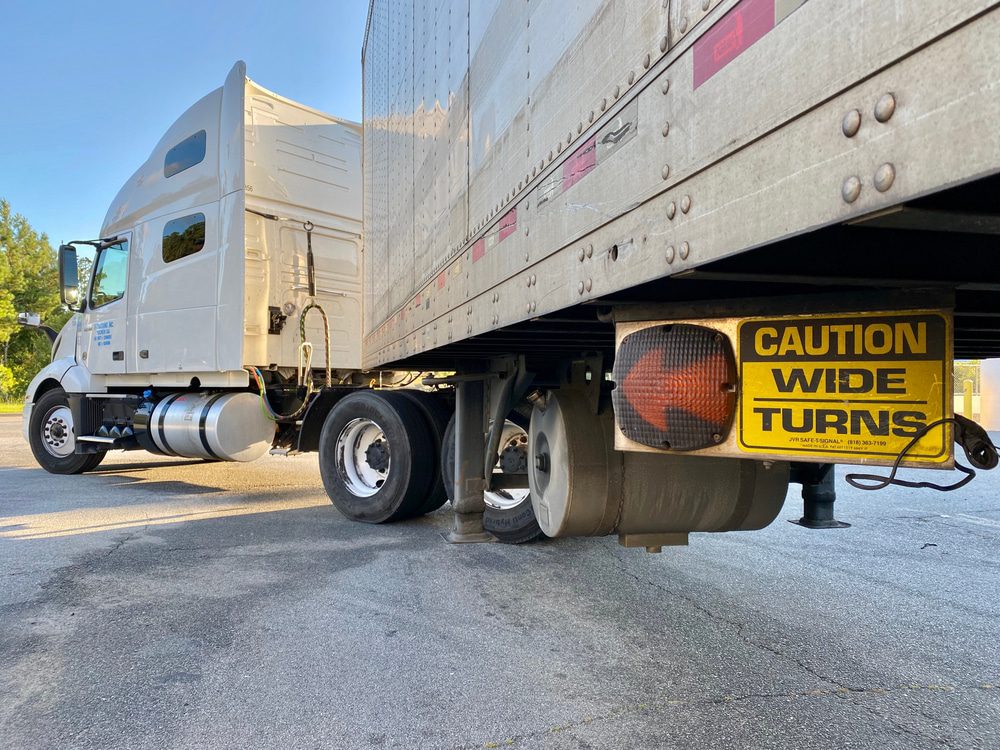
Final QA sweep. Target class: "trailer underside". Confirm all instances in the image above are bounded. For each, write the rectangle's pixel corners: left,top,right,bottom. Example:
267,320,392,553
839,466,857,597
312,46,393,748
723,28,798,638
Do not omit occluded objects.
377,174,1000,371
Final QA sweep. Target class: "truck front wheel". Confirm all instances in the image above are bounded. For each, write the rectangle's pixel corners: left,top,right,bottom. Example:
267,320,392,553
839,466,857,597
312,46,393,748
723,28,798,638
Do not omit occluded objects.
318,390,434,523
28,388,106,475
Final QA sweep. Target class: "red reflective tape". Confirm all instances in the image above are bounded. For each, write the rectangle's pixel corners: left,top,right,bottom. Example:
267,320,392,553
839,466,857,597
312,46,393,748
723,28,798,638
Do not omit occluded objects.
693,0,774,90
562,136,597,191
415,293,421,306
437,273,446,290
472,238,486,262
498,208,517,242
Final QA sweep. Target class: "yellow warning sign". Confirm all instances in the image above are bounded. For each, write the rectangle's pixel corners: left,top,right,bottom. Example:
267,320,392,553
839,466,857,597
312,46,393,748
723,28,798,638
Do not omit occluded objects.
737,311,952,465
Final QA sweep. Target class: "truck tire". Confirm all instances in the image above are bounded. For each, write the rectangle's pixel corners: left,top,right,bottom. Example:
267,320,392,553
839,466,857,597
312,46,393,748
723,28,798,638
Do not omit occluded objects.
29,388,106,475
441,413,543,544
318,390,434,524
395,389,451,515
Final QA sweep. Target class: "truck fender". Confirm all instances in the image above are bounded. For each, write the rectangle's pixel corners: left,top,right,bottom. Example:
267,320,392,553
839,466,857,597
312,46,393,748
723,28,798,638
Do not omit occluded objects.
22,361,105,445
296,387,357,453
22,357,75,445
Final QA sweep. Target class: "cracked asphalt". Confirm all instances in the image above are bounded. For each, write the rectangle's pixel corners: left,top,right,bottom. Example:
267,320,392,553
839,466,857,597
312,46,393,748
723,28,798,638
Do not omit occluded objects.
1,413,998,749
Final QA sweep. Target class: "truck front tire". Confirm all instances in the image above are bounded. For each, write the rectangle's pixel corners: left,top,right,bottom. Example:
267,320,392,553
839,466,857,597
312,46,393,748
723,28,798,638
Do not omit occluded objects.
28,388,106,475
318,390,434,523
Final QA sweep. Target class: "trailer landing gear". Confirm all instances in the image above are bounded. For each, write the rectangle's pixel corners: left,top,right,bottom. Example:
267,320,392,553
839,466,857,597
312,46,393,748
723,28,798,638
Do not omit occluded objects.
789,463,850,529
446,379,495,544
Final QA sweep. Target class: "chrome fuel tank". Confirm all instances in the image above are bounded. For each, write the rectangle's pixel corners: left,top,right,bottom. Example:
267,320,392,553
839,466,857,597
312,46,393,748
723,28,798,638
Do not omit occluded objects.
147,392,274,462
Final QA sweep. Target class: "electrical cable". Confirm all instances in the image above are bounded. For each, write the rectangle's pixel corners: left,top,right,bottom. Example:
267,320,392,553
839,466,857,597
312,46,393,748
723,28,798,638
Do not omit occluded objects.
845,417,999,492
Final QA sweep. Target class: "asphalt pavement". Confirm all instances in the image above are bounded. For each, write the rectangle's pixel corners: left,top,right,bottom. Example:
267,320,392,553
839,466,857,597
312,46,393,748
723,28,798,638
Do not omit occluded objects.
1,413,998,749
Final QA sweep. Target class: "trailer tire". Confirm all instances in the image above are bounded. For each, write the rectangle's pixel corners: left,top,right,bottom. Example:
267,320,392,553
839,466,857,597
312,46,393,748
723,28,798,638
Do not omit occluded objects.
441,413,543,544
318,390,434,524
395,389,451,515
29,388,106,475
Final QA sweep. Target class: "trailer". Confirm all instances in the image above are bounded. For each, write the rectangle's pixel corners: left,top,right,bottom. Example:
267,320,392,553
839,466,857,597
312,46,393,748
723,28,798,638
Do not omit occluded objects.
20,0,1000,549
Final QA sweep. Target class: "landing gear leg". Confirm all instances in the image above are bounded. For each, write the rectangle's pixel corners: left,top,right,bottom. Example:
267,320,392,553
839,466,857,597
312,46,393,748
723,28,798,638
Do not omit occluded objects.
789,463,850,529
446,378,496,543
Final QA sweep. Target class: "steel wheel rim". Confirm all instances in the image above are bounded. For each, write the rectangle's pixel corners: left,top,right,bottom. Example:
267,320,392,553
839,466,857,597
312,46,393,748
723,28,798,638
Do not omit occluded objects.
336,418,390,497
41,405,76,458
485,421,530,511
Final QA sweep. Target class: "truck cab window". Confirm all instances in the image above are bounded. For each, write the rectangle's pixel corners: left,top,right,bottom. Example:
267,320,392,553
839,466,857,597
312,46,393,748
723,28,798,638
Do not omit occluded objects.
164,130,206,178
89,241,129,308
162,213,206,263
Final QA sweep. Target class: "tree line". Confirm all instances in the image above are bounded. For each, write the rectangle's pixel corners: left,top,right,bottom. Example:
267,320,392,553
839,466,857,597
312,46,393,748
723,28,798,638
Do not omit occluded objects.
0,198,71,399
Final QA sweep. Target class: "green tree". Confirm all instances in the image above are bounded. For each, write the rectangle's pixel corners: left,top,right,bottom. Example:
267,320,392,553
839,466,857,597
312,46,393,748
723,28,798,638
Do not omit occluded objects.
0,198,71,398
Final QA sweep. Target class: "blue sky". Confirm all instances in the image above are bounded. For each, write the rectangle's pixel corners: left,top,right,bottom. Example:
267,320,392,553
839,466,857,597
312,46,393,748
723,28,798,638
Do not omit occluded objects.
0,1,368,246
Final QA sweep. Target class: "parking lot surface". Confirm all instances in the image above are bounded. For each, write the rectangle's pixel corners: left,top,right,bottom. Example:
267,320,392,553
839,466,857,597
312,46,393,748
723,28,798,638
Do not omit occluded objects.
1,413,998,749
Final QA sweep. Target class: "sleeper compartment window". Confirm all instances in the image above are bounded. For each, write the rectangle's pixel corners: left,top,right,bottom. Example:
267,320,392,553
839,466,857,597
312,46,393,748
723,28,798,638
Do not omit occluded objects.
162,214,206,263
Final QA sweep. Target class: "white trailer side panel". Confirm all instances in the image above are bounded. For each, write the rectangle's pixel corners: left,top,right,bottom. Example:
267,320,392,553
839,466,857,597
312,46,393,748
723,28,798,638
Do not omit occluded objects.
362,0,1000,368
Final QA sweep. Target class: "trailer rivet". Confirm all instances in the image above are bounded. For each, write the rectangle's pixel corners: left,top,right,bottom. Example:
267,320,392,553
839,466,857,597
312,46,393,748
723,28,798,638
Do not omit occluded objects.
586,243,593,258
679,242,690,260
525,225,530,236
874,162,896,192
549,150,553,161
842,175,862,203
526,303,531,313
525,252,530,261
702,0,711,10
662,122,670,137
661,165,671,180
585,278,593,292
643,53,651,69
681,195,692,213
712,433,722,443
679,17,688,33
601,97,607,112
579,248,586,262
628,71,635,85
661,78,670,95
874,93,896,123
842,109,862,138
665,245,676,263
614,85,621,98
527,277,532,287
589,110,595,123
660,36,668,53
531,301,537,312
578,282,585,295
578,122,583,134
530,274,536,285
667,201,676,220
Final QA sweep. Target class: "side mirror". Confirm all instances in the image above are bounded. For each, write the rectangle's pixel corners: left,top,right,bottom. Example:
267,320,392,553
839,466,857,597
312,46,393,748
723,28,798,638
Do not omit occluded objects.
58,244,82,310
17,312,58,343
17,312,41,327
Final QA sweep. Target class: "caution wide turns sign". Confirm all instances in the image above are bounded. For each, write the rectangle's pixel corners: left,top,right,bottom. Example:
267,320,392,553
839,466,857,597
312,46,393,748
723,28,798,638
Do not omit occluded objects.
737,311,952,466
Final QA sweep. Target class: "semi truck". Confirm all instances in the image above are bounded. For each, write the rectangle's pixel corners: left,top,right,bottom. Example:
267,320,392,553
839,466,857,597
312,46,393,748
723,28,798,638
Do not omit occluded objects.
19,0,1000,549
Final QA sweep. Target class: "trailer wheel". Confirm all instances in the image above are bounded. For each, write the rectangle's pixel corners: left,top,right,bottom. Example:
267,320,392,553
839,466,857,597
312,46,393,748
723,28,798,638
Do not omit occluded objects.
395,389,451,515
318,390,434,523
441,413,543,544
28,387,106,475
